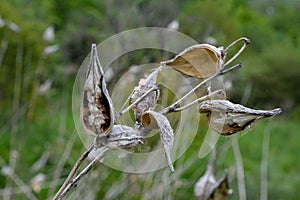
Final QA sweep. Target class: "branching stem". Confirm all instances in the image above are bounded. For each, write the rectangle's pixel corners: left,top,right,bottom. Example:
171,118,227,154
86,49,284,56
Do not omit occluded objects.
52,144,94,200
117,86,159,119
172,90,224,112
160,63,242,115
223,37,250,67
56,147,108,199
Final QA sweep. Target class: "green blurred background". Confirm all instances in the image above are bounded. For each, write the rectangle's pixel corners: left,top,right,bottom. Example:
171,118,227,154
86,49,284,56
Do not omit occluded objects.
0,0,299,199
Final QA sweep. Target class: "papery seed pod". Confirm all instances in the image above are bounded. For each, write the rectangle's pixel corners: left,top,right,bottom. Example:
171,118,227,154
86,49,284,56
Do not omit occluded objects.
209,172,232,200
99,125,144,149
131,69,160,123
161,44,225,78
198,100,282,135
141,111,174,172
194,164,216,200
81,44,114,136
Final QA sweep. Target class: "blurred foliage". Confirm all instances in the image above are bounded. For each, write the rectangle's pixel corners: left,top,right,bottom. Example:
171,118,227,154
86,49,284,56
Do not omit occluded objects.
0,0,300,199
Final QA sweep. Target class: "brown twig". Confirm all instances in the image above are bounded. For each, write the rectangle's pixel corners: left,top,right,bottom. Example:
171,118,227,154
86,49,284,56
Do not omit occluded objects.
52,144,94,200
223,37,250,67
56,147,109,199
172,90,224,112
117,86,159,119
160,63,242,115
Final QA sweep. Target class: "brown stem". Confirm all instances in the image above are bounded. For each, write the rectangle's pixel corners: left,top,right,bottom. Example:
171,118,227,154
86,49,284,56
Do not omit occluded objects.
117,86,159,119
172,90,225,112
52,144,94,200
223,37,250,67
160,64,242,115
56,147,108,199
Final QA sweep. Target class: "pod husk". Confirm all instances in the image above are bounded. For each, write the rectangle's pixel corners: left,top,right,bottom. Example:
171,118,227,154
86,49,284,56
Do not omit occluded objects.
198,100,282,135
141,111,174,172
161,44,224,78
81,44,114,136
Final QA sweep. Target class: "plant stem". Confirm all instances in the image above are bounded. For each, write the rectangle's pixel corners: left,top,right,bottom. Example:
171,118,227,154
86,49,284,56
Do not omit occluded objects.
160,63,242,115
117,86,158,119
223,37,250,67
231,136,247,200
172,90,224,112
260,121,271,200
55,147,108,200
52,144,94,200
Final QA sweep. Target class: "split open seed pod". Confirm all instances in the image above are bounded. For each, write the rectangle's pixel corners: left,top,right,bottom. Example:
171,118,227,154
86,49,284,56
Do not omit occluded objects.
161,44,225,78
209,172,232,200
198,100,282,135
81,44,114,136
194,164,216,200
141,111,175,172
131,69,160,123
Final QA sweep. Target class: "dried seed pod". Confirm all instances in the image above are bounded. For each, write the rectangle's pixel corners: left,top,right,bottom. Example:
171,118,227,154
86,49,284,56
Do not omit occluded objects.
98,125,144,149
195,160,232,200
131,69,160,123
198,100,282,135
161,44,225,78
81,44,114,136
209,172,232,200
141,111,174,172
194,164,216,200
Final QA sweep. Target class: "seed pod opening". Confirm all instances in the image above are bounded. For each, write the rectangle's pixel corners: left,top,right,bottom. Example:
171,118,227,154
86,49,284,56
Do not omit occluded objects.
81,44,114,136
198,100,282,135
131,69,160,123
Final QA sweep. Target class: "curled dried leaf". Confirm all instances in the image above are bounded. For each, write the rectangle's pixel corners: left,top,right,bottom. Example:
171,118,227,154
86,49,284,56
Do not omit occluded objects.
97,125,144,149
141,111,174,172
198,100,282,135
161,44,225,78
81,44,114,136
131,69,160,123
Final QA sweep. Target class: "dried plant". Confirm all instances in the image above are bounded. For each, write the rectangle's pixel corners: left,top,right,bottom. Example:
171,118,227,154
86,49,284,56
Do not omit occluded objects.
53,37,282,200
194,150,232,200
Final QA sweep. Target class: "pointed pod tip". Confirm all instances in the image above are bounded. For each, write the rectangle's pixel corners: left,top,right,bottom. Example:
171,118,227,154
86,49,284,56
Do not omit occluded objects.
274,108,283,115
91,43,97,49
170,165,175,173
91,44,98,54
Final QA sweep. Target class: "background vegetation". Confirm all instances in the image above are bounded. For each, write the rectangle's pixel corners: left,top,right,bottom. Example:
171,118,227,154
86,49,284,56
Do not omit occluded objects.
0,0,299,199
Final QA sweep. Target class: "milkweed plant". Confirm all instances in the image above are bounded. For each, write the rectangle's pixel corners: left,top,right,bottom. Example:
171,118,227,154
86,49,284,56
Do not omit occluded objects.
53,37,282,200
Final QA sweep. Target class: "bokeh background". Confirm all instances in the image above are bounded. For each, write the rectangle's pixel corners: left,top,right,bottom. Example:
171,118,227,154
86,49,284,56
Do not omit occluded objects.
0,0,299,199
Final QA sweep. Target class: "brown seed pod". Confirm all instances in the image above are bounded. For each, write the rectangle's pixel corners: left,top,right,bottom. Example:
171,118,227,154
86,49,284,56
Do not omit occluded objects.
209,172,232,200
131,69,160,123
141,111,174,172
81,44,114,136
161,44,225,78
194,164,216,200
198,100,282,135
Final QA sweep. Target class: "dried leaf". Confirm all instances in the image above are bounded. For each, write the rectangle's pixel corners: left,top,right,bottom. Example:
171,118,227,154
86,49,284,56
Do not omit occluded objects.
98,125,144,149
198,100,282,135
81,44,114,136
141,111,175,172
161,44,225,78
209,172,232,200
131,69,160,123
